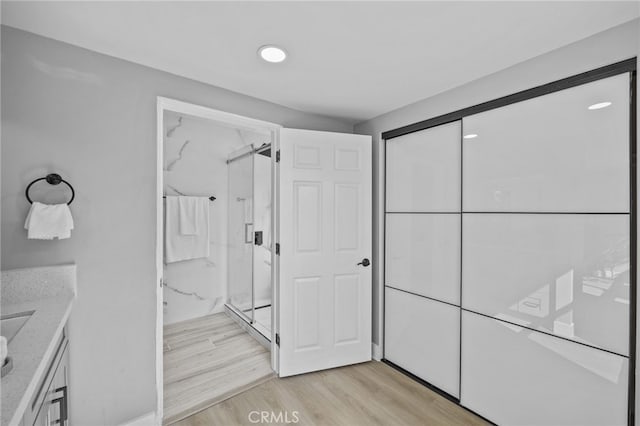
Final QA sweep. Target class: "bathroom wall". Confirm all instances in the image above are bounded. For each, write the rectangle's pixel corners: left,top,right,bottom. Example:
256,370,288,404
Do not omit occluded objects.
0,25,351,426
162,112,269,325
354,18,640,353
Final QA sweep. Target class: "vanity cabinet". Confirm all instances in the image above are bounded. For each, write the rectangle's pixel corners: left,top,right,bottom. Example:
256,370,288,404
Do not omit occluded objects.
24,328,69,426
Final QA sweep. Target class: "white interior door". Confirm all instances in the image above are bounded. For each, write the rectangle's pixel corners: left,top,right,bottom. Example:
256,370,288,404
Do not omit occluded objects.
278,128,372,377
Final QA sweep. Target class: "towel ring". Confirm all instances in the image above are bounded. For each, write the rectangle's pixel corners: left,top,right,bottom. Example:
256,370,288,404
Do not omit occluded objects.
25,173,75,205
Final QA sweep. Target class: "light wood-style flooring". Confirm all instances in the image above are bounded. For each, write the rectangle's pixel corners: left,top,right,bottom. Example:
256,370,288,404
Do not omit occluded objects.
174,361,488,426
163,313,274,425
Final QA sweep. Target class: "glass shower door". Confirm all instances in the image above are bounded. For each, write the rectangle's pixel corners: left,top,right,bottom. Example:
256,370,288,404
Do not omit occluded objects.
227,147,254,323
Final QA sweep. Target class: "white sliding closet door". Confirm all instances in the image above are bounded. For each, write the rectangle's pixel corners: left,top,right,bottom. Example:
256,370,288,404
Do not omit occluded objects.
386,213,460,305
384,121,461,396
462,73,629,213
383,69,632,426
385,287,460,396
461,310,629,426
462,214,630,356
460,73,631,425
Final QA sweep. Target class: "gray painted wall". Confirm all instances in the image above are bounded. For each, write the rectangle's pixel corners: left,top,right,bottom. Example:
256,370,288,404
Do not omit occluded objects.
355,18,640,351
3,15,640,426
0,26,351,425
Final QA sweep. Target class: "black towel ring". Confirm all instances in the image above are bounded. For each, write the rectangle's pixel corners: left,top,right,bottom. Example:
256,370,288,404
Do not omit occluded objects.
25,173,75,205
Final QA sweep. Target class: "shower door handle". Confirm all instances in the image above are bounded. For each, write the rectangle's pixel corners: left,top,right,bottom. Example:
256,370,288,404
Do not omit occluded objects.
244,223,253,244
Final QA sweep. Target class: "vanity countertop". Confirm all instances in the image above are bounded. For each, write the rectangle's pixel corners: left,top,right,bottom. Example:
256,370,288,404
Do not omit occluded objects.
1,265,76,426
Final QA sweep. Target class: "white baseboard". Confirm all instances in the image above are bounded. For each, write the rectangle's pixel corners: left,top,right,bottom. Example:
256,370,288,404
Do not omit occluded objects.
119,411,158,426
372,342,382,361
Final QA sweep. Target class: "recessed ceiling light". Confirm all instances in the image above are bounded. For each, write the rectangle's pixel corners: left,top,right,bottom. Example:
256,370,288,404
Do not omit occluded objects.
588,101,612,110
463,134,478,139
258,45,287,63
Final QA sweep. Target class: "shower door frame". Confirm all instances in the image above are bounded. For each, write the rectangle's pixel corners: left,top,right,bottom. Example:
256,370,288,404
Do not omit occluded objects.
155,97,281,422
226,145,256,325
226,142,276,330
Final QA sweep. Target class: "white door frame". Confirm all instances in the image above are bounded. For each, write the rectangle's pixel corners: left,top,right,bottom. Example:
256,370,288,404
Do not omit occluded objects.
155,97,281,421
374,132,385,361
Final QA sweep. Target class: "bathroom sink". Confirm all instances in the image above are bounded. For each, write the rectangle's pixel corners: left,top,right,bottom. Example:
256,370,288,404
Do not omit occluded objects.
1,311,35,343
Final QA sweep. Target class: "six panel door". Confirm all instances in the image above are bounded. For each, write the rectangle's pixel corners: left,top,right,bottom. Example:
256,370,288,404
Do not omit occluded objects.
279,128,372,377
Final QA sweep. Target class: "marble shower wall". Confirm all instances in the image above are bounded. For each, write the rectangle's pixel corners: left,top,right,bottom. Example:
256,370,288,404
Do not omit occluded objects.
163,111,268,325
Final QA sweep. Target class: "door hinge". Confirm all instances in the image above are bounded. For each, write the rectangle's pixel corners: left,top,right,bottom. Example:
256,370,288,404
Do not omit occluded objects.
276,150,281,163
275,333,280,346
275,243,280,255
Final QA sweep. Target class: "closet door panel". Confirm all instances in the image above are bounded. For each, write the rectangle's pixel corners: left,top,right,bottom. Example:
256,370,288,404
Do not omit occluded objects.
386,121,461,212
385,213,460,305
462,214,629,356
462,73,630,213
460,311,628,426
385,287,460,397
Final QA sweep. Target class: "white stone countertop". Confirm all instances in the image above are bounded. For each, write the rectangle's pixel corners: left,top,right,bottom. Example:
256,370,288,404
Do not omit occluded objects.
1,265,76,426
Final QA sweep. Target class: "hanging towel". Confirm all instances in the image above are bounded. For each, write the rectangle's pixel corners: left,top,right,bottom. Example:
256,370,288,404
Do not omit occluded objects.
164,196,210,263
24,202,74,240
178,196,199,235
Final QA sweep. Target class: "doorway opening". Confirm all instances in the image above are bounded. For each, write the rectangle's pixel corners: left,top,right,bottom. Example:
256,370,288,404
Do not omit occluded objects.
156,98,280,424
155,97,374,424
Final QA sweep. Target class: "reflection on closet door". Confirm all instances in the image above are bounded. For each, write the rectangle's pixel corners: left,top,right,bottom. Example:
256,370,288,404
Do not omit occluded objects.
386,121,461,212
463,73,629,212
385,213,460,305
460,311,628,426
385,287,460,397
462,213,630,356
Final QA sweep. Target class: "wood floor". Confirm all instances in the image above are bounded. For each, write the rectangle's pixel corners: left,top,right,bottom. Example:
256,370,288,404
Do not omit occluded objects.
163,313,274,425
174,361,489,426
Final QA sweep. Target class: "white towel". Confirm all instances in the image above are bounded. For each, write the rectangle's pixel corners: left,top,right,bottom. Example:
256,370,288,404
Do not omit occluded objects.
24,202,74,240
178,196,199,235
164,196,210,263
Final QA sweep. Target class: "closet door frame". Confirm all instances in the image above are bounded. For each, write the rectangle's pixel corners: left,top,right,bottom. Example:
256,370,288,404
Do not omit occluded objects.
381,57,637,425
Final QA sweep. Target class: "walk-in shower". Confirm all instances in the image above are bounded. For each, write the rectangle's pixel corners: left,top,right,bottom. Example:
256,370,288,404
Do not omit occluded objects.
227,143,273,339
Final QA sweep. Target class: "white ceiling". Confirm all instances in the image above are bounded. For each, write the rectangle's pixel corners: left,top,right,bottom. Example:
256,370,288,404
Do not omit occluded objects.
2,1,638,124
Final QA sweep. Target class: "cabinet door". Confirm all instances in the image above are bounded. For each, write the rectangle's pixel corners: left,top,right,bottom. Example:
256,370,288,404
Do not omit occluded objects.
32,395,53,426
51,345,70,426
32,344,69,426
